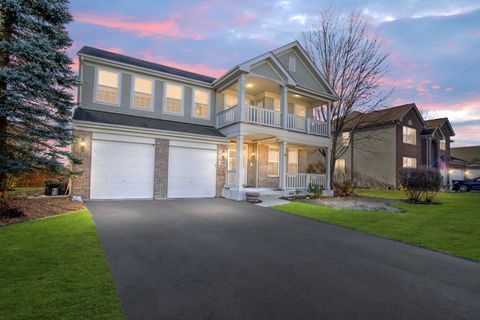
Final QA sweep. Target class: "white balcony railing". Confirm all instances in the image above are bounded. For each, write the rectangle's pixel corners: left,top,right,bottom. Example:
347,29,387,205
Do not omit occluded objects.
286,174,327,189
216,105,329,137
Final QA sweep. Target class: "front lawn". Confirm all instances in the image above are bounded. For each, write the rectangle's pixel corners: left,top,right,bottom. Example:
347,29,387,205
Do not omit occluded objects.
0,209,124,320
274,190,480,261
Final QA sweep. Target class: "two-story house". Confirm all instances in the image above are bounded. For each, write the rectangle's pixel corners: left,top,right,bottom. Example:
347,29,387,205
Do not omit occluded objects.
334,103,455,188
71,41,337,200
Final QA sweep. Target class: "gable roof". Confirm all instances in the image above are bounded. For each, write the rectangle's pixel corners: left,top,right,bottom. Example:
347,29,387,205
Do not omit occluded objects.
425,117,455,136
73,108,225,138
341,103,422,131
78,46,216,84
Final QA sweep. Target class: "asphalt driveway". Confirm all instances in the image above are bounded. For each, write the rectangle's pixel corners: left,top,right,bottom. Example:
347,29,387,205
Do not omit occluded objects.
88,199,480,320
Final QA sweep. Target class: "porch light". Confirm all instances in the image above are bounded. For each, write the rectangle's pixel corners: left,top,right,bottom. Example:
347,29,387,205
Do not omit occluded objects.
79,140,86,152
246,83,253,88
251,151,255,157
294,94,300,97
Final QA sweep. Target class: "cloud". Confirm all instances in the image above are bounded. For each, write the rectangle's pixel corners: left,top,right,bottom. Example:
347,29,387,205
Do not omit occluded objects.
73,12,205,40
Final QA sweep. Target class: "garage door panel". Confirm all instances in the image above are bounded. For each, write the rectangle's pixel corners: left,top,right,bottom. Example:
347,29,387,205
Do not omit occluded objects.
168,146,216,198
91,140,155,199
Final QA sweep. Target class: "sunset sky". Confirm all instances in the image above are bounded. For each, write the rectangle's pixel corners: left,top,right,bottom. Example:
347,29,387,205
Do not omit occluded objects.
68,0,480,146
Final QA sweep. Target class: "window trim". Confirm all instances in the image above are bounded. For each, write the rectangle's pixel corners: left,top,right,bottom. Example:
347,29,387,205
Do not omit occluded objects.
163,82,185,116
403,157,417,168
191,87,211,119
287,149,298,174
403,126,417,145
130,75,155,112
267,146,280,177
94,67,121,106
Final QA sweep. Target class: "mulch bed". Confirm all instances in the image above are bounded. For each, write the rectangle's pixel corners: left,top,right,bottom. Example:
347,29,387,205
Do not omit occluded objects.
303,196,404,212
0,197,85,226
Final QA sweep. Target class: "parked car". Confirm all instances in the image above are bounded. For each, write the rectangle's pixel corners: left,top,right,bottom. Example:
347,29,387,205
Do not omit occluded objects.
452,177,480,192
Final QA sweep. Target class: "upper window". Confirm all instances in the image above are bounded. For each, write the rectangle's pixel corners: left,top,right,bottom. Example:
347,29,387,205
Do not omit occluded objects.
287,149,298,174
268,147,279,177
403,157,417,168
294,104,306,117
132,76,153,110
165,83,183,115
225,94,238,109
342,132,350,147
288,55,296,72
96,69,119,105
335,159,346,173
440,139,446,150
403,126,416,145
193,89,210,118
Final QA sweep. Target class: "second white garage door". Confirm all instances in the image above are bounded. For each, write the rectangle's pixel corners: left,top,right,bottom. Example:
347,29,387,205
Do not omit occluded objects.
168,141,217,198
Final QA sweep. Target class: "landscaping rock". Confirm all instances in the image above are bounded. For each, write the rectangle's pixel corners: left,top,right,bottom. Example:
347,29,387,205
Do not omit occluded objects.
305,196,403,212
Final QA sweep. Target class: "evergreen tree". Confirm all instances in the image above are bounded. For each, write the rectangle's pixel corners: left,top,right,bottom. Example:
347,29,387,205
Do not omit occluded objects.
0,0,78,196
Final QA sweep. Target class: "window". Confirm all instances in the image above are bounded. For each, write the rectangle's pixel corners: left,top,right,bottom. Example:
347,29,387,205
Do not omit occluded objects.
96,69,119,104
288,55,296,72
403,126,416,145
225,94,238,109
193,89,210,118
335,159,345,173
294,104,306,117
273,98,281,112
132,76,153,110
227,148,236,171
287,149,298,174
403,157,417,168
440,139,446,150
342,132,350,147
268,147,279,177
165,83,183,114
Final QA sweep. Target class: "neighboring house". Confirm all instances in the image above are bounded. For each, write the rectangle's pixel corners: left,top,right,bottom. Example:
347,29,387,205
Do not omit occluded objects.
450,146,480,180
333,103,455,188
71,41,337,201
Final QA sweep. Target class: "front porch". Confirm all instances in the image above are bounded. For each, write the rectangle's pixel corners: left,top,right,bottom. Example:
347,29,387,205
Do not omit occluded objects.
221,136,332,201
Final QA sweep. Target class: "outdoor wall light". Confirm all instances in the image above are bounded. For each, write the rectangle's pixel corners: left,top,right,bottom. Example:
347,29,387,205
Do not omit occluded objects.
246,83,253,88
79,140,86,152
251,151,255,157
221,151,226,160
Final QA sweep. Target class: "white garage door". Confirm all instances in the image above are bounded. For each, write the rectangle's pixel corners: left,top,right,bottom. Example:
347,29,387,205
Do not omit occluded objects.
168,141,217,198
91,137,155,200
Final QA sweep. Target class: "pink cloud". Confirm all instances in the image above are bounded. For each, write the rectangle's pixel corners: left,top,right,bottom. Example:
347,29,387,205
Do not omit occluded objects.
445,87,454,92
234,12,257,26
73,12,205,40
432,85,441,89
137,51,227,78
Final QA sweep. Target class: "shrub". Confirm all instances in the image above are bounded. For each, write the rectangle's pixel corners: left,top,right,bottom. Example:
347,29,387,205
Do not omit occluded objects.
0,196,24,219
308,183,325,198
333,171,356,197
399,166,442,203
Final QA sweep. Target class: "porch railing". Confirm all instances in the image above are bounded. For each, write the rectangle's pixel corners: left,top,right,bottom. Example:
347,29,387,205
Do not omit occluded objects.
215,105,329,137
225,170,236,188
216,106,238,128
286,173,327,189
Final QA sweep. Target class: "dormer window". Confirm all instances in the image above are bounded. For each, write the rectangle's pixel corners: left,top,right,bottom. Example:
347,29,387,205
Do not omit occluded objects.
440,139,446,150
96,68,120,105
288,55,296,72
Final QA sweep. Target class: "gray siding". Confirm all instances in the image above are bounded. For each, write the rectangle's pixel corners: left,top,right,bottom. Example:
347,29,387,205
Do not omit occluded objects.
276,51,327,93
80,62,215,126
251,62,283,82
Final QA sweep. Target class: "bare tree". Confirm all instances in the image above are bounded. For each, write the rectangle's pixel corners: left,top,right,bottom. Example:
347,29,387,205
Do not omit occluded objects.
302,9,392,187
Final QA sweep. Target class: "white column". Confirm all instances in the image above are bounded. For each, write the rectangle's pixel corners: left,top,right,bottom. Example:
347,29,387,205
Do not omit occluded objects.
279,140,287,190
237,75,246,121
326,147,332,191
235,135,244,191
280,85,288,128
327,101,332,137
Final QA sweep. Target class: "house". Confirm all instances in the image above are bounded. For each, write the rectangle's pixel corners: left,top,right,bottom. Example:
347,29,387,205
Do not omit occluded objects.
71,41,337,201
450,146,480,180
334,104,455,188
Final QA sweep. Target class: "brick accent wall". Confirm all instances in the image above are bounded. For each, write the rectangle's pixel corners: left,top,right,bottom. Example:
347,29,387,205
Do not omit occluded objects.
71,130,92,199
154,138,169,199
257,144,279,188
216,144,228,197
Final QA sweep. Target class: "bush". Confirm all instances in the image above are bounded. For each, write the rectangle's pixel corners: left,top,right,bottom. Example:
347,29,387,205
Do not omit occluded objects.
333,171,356,197
308,183,325,198
399,166,442,203
0,196,24,219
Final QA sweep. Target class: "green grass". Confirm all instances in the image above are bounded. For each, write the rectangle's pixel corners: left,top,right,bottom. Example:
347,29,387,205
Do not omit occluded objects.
274,190,480,261
0,209,124,320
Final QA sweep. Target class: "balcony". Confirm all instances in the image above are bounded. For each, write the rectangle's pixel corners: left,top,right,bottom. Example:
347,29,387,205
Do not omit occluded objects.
216,105,329,136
